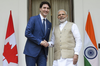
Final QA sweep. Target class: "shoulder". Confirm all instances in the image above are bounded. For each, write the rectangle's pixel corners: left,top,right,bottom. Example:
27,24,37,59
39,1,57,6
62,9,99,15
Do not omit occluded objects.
67,22,74,24
67,22,77,26
68,22,78,29
46,19,52,25
54,24,59,29
68,22,77,26
29,15,40,20
27,15,39,25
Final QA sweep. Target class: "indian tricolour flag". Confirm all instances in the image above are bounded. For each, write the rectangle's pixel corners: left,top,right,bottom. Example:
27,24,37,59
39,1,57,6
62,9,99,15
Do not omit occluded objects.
84,12,99,66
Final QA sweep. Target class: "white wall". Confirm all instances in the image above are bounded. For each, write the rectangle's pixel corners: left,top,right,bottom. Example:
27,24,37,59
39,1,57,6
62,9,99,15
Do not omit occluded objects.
74,0,100,66
0,0,27,66
0,0,100,66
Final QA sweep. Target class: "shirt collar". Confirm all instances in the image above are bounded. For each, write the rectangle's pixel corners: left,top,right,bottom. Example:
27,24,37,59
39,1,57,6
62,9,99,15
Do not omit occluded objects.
40,13,46,20
60,20,68,25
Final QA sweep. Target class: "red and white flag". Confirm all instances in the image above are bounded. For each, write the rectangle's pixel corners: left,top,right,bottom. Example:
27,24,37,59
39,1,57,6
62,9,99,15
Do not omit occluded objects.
3,11,18,66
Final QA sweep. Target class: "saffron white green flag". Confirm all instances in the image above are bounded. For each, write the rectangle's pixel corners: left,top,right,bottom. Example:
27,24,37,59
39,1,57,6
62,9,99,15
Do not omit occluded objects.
84,12,99,66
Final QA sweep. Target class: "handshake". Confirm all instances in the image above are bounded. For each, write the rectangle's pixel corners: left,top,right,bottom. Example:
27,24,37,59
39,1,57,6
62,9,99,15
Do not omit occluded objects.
40,40,49,47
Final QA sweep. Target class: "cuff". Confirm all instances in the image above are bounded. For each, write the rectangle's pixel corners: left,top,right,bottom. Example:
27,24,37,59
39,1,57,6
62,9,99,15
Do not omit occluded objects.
75,52,79,55
48,42,54,47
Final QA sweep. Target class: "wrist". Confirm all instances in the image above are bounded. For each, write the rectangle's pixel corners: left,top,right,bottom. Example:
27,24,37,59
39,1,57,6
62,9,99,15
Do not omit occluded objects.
40,41,43,45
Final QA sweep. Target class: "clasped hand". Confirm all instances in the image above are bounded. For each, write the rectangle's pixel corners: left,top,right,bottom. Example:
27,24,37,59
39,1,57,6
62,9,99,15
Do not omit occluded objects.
40,40,49,47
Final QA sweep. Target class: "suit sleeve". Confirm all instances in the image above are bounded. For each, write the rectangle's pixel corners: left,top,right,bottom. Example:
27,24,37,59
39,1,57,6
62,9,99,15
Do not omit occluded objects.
25,17,41,45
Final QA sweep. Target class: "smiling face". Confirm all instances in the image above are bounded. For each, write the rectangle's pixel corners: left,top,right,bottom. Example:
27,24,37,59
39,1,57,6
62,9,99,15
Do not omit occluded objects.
40,4,50,18
58,10,68,23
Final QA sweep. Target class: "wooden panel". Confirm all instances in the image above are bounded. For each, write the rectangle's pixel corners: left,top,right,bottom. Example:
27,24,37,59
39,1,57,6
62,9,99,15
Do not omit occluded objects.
98,43,100,48
28,0,32,19
69,0,74,22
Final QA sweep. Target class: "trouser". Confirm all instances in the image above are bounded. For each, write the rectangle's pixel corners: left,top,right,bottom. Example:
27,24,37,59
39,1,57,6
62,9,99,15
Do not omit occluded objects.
53,58,77,66
25,49,46,66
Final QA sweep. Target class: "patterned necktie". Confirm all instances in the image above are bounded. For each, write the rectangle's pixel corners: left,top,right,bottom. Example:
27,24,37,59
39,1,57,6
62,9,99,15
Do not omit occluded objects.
43,19,45,34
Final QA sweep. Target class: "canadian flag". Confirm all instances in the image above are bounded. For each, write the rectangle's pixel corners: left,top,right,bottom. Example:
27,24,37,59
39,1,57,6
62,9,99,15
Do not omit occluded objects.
3,11,18,66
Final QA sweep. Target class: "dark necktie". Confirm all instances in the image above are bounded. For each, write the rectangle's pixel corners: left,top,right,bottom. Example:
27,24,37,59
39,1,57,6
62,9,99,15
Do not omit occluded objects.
43,19,45,34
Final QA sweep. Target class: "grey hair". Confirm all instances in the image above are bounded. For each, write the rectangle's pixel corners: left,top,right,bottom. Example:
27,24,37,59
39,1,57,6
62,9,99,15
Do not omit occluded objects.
58,9,67,15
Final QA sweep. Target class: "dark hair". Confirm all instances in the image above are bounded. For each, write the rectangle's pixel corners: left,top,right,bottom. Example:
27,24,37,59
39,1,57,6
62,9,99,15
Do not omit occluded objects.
40,1,51,9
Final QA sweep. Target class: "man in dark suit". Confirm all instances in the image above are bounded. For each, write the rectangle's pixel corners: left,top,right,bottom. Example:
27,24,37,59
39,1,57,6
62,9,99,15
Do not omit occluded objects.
23,1,51,66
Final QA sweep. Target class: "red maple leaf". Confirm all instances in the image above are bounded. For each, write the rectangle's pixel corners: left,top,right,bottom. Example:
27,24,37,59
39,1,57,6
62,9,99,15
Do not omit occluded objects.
3,42,18,64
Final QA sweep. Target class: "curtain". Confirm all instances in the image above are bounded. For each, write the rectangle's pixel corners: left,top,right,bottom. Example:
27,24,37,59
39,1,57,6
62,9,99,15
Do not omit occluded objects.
51,0,70,27
32,0,51,22
31,0,70,66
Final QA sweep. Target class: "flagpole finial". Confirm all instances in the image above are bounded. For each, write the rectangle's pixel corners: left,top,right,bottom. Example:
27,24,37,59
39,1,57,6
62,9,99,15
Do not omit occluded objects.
88,10,90,13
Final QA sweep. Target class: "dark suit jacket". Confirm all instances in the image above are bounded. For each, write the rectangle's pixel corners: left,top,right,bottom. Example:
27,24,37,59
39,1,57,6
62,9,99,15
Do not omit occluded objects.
24,15,51,57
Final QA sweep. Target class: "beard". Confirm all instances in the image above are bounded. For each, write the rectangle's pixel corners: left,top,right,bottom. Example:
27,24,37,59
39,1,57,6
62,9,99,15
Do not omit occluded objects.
58,17,67,23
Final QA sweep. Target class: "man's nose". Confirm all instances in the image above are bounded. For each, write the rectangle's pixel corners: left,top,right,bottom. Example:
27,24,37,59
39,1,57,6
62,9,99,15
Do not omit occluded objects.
45,8,48,11
45,8,49,11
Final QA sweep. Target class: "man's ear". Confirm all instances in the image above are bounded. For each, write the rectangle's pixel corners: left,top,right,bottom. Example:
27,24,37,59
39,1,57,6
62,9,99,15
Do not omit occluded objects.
40,8,41,12
66,15,68,19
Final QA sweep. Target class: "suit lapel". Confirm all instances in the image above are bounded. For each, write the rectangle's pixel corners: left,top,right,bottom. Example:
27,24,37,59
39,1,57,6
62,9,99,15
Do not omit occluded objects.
37,15,45,35
45,20,49,35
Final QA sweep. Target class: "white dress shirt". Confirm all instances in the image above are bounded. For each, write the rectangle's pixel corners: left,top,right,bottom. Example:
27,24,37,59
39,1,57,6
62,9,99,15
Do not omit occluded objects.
48,21,82,66
40,14,46,31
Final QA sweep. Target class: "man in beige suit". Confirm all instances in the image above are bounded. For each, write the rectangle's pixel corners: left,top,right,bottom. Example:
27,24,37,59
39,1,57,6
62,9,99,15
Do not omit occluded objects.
48,9,82,66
